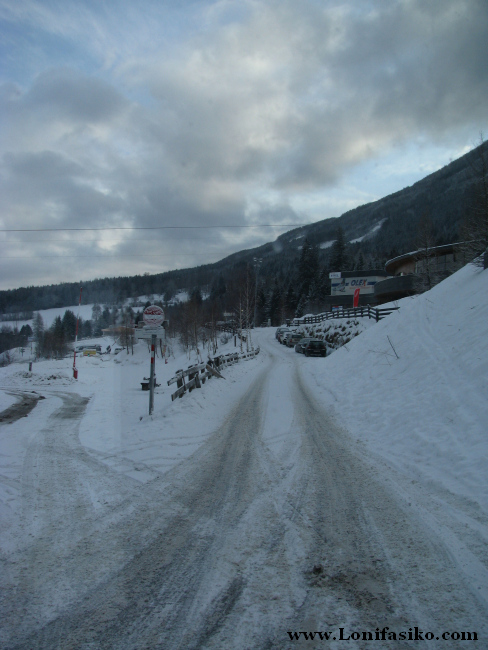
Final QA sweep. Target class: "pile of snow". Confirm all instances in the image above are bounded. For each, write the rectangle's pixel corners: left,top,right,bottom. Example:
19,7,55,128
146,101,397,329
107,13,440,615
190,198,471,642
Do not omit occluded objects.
301,262,488,512
298,317,375,354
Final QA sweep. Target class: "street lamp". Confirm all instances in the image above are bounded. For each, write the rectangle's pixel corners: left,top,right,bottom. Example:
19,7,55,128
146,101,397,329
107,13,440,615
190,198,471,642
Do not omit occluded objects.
253,257,262,327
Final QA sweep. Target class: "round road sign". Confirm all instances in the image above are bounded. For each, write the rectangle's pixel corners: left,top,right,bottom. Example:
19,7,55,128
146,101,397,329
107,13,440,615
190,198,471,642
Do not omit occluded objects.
143,304,165,327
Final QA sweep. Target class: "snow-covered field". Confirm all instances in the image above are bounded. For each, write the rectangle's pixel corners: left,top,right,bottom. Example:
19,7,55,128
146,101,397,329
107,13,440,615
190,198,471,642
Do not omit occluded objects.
0,304,95,331
0,262,487,648
1,288,193,332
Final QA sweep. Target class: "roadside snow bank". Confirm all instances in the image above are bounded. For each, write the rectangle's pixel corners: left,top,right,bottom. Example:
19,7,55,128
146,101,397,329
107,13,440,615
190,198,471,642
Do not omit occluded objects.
76,339,266,482
298,316,375,354
301,263,488,513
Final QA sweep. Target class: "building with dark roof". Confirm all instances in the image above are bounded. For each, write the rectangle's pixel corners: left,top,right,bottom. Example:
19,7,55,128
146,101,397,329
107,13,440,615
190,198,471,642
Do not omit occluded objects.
373,243,464,303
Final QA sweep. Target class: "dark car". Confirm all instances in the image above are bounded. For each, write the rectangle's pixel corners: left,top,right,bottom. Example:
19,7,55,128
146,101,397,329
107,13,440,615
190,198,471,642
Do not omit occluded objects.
295,337,313,353
302,339,327,357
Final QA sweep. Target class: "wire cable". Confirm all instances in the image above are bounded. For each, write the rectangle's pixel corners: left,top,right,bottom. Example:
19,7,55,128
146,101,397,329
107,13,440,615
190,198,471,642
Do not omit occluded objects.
0,224,309,233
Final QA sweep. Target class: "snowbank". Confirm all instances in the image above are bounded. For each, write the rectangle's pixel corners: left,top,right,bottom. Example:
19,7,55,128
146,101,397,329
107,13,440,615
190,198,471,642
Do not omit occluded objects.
301,263,488,513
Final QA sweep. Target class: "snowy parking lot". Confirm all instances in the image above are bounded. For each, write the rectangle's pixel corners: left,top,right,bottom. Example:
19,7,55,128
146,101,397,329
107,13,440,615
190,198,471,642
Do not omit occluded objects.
1,264,487,648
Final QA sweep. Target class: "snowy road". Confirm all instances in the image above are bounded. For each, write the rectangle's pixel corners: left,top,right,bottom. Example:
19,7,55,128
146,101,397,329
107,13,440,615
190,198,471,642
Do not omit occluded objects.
1,332,487,648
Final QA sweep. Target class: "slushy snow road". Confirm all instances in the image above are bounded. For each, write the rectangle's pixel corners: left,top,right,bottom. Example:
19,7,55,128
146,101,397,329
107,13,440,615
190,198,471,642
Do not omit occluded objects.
1,334,487,648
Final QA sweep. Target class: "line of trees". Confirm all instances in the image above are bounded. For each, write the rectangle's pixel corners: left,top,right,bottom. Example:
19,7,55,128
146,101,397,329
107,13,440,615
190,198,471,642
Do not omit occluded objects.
0,324,32,361
32,311,83,359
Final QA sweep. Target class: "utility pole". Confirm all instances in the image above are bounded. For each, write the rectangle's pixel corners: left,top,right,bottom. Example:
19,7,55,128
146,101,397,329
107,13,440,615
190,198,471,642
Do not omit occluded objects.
253,257,262,327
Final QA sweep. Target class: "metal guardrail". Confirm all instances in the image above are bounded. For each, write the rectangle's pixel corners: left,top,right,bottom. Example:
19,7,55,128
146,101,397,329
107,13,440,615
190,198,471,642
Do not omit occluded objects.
293,305,399,325
168,348,260,401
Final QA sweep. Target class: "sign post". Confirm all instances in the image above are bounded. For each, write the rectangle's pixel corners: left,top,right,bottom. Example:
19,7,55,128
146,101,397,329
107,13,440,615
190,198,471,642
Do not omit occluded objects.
149,334,156,415
142,305,165,416
73,286,83,379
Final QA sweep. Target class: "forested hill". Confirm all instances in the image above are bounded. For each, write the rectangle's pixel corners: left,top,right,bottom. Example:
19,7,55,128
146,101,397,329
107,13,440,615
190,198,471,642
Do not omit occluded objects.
1,139,486,316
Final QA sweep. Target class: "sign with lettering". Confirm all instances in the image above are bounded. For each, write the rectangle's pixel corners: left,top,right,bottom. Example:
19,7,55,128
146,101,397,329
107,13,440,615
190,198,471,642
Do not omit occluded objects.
143,305,165,327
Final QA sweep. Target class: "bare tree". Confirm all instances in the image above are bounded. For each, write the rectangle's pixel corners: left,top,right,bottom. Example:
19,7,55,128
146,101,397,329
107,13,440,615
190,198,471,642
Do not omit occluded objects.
33,312,44,359
120,309,134,354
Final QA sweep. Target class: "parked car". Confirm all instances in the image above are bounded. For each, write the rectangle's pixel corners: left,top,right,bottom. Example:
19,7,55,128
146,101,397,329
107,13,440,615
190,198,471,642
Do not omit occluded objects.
275,326,288,340
295,337,314,353
302,339,327,357
277,328,291,343
285,331,303,347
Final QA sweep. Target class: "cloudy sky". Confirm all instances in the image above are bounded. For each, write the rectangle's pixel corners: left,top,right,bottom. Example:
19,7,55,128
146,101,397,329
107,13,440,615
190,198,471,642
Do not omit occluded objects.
1,0,487,291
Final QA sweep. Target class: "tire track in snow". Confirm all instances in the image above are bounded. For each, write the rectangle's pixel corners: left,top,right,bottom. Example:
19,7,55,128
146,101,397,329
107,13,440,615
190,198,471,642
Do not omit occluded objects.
0,390,40,424
3,334,487,649
280,362,488,645
1,391,158,648
4,372,273,649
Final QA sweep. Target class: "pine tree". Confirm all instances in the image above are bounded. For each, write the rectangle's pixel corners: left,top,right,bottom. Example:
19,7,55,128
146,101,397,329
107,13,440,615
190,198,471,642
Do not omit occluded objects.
329,227,349,271
297,238,320,299
284,283,298,318
256,286,267,326
92,304,102,336
268,281,283,326
306,278,320,311
62,309,77,341
459,135,488,268
319,267,330,300
295,294,307,319
51,316,67,358
356,252,365,271
83,320,92,338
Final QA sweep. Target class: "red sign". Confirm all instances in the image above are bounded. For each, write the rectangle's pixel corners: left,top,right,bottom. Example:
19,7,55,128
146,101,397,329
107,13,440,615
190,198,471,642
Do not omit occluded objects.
353,288,360,308
143,304,165,327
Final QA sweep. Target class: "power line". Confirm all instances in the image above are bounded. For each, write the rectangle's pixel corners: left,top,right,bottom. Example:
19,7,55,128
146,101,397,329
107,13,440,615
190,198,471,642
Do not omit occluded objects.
0,223,309,233
0,253,224,259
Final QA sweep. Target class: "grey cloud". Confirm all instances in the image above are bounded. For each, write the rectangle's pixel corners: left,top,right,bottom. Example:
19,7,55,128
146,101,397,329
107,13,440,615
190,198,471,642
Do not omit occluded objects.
25,68,128,123
147,0,488,188
2,150,125,229
1,0,487,289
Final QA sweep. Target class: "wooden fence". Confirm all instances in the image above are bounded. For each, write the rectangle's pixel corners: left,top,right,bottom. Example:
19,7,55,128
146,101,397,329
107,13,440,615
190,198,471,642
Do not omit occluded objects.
293,305,399,325
168,348,260,401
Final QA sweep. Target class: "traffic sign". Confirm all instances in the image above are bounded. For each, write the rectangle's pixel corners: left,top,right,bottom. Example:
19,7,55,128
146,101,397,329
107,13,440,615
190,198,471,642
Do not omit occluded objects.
135,327,165,341
143,304,165,327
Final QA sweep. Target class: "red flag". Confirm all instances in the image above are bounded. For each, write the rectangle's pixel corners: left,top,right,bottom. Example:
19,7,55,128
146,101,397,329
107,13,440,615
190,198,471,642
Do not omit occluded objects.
353,287,360,308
